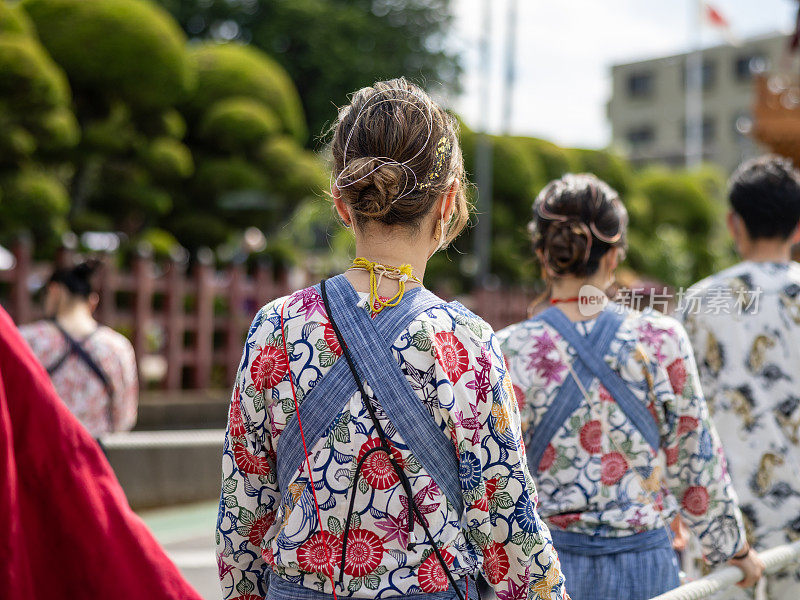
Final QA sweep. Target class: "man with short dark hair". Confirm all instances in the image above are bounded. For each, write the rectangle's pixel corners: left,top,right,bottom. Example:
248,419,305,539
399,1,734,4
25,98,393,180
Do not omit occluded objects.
679,154,800,598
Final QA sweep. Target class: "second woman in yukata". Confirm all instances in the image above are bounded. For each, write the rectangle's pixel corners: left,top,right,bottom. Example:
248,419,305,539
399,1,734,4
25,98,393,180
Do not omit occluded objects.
497,174,764,600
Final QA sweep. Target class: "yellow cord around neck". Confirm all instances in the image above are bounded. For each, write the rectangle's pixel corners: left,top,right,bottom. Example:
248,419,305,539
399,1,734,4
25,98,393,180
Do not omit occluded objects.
349,257,423,314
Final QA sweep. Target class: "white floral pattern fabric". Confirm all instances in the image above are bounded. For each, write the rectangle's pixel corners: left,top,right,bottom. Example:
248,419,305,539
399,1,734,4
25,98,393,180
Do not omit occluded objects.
20,320,138,437
497,308,746,564
216,285,566,600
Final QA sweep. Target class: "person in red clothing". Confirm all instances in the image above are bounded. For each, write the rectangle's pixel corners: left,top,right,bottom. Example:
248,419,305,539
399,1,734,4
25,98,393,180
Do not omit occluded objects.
0,304,202,600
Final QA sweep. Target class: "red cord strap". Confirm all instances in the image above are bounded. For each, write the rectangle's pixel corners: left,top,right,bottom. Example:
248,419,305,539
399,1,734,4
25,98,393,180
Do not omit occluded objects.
280,299,338,600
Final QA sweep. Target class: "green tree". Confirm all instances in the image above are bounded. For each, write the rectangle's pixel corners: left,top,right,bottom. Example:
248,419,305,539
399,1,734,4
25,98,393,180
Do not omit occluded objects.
156,0,460,144
12,0,327,256
0,2,77,253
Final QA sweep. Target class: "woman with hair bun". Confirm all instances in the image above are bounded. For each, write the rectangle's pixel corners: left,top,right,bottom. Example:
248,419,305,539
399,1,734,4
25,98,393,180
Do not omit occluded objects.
497,174,763,599
20,260,138,439
217,78,566,600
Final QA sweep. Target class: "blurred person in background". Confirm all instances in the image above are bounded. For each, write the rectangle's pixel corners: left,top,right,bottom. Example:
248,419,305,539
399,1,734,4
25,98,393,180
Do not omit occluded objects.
216,78,566,600
678,155,800,599
498,174,763,600
20,260,138,438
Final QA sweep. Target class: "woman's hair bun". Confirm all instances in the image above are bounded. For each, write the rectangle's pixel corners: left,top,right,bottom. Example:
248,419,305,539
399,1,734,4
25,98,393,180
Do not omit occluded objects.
49,259,102,298
530,173,628,278
337,157,405,220
543,221,591,276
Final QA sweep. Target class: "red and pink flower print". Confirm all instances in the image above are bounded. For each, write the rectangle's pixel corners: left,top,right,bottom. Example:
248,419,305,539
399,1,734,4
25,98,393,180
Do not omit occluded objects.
343,529,384,577
250,344,289,391
323,324,343,356
232,439,271,476
482,541,510,584
539,444,557,472
297,531,341,575
418,549,454,592
579,420,603,454
666,359,687,395
601,452,628,486
357,437,403,489
682,486,710,516
434,332,470,382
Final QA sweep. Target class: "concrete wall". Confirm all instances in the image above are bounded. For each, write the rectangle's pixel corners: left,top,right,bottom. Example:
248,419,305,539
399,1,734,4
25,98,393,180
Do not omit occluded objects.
105,430,224,510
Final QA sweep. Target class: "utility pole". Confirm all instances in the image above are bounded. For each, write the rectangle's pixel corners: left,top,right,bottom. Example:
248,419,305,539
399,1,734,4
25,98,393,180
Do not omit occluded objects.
474,0,494,285
501,0,518,135
685,0,703,168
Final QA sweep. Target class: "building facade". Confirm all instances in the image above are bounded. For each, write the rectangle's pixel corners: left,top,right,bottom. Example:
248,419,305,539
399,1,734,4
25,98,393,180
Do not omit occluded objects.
608,33,791,173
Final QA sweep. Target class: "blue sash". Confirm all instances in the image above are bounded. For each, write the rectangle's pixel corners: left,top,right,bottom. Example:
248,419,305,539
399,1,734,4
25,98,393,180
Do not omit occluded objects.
550,527,671,557
526,304,661,472
276,274,464,518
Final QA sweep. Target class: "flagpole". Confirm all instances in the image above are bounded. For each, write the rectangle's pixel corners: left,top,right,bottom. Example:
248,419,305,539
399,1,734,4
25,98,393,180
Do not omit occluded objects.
685,0,703,168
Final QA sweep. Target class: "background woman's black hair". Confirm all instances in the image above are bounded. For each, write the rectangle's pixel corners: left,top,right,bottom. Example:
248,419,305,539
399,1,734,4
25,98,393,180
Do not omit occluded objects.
49,260,102,298
529,173,628,278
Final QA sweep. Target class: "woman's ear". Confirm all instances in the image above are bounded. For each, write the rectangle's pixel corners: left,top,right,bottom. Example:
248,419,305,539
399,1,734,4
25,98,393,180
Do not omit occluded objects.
88,292,100,314
442,178,459,221
331,184,352,226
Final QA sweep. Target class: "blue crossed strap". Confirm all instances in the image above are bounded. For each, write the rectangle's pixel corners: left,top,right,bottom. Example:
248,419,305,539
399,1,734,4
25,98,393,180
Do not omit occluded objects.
276,274,465,518
525,303,661,473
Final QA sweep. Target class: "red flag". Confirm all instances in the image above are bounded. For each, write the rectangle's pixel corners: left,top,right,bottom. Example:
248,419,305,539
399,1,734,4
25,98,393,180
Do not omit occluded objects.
704,3,729,29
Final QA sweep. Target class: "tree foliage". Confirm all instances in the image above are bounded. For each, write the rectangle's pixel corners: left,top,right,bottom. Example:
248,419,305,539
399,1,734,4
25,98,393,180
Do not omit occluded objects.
156,0,460,143
2,0,326,257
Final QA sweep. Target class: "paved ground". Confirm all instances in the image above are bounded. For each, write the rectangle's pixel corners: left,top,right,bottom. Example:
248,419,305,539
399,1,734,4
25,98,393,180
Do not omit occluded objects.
139,501,220,599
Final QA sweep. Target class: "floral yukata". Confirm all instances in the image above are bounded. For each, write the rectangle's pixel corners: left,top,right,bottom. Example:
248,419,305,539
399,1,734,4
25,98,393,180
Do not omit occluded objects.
216,284,566,600
679,261,800,597
20,320,138,438
497,308,747,563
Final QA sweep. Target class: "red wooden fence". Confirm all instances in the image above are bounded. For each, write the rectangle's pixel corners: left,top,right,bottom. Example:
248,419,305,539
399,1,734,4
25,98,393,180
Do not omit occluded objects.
0,240,535,389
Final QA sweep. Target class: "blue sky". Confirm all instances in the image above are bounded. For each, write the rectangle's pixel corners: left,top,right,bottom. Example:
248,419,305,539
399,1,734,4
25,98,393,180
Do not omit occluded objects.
449,0,797,148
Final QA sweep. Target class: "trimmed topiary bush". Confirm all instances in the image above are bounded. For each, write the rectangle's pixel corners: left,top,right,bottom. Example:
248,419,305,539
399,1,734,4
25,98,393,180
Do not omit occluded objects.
194,157,267,199
258,135,328,200
2,168,69,230
0,2,34,35
22,0,195,108
200,97,281,151
142,137,194,179
0,34,69,110
189,43,306,142
36,106,80,151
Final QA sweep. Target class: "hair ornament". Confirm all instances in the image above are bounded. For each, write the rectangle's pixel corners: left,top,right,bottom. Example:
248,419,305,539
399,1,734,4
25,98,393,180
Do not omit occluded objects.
335,87,435,202
418,135,452,190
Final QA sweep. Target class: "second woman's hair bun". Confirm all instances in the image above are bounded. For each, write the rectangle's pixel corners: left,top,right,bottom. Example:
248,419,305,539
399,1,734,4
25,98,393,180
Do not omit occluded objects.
543,221,592,275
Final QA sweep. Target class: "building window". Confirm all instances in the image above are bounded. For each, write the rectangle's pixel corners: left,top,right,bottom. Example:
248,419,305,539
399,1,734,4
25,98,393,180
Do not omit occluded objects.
627,125,655,147
627,72,654,98
680,117,716,144
734,54,767,81
683,59,717,91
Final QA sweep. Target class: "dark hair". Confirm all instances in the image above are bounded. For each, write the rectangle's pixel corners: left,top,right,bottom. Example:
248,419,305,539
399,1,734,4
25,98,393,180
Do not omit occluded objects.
529,173,628,277
729,154,800,240
331,78,469,246
49,260,101,298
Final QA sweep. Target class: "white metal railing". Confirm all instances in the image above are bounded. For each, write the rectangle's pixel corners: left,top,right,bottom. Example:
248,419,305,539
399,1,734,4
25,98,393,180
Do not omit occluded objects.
651,540,800,600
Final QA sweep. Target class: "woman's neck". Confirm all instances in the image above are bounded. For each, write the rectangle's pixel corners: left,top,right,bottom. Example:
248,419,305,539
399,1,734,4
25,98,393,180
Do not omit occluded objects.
550,274,609,322
55,303,97,338
345,226,431,295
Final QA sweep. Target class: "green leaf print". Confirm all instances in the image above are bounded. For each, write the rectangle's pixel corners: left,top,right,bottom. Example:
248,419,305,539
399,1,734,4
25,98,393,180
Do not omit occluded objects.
245,384,256,398
328,516,343,535
236,576,255,595
410,330,433,352
224,494,238,509
351,512,362,529
364,574,381,590
492,491,514,510
253,391,265,412
348,578,362,593
281,397,295,415
222,477,238,494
